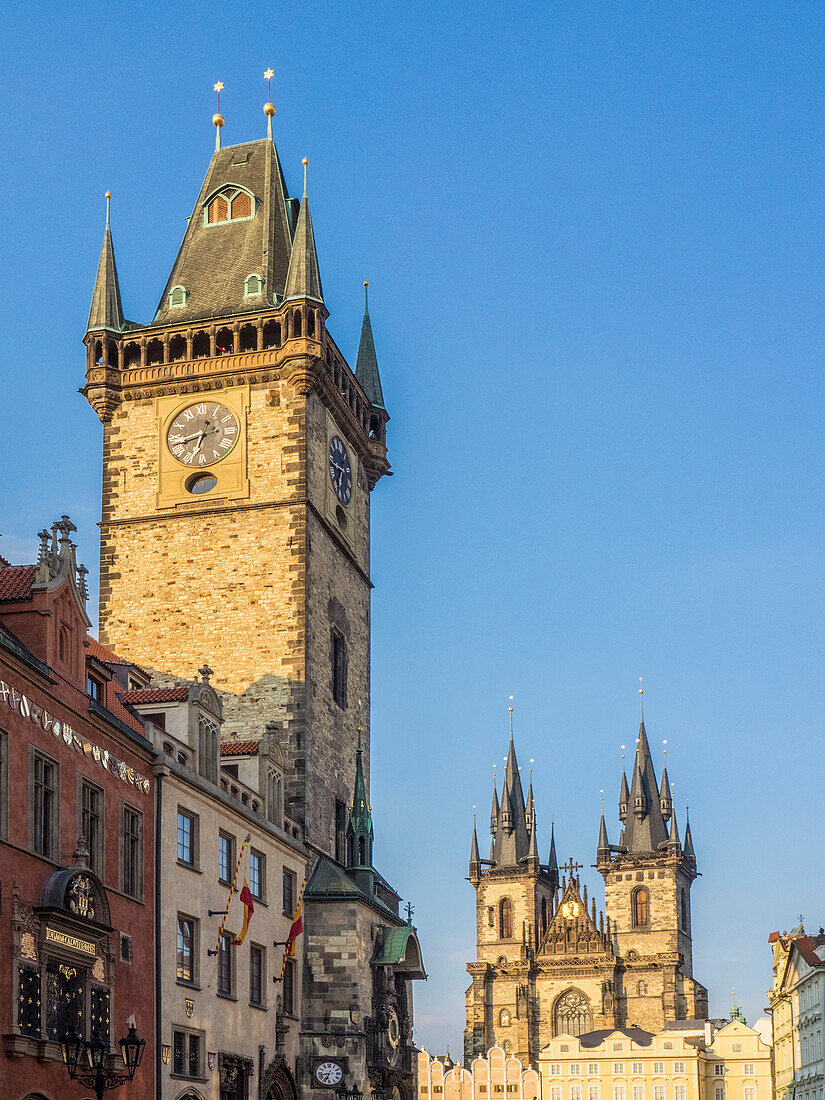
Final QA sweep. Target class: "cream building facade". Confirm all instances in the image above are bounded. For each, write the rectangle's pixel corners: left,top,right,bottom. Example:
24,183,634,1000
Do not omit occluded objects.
125,675,308,1100
418,1044,540,1100
767,927,825,1100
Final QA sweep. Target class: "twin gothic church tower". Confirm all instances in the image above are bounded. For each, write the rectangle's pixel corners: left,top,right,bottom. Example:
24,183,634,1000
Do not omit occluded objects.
465,705,708,1066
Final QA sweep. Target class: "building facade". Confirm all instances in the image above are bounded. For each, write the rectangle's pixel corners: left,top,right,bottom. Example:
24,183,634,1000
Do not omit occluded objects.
121,683,308,1100
465,708,707,1066
0,519,155,1097
82,103,423,1099
767,926,825,1100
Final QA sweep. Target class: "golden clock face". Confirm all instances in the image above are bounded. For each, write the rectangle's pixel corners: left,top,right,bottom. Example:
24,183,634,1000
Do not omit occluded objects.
561,900,580,920
167,401,239,466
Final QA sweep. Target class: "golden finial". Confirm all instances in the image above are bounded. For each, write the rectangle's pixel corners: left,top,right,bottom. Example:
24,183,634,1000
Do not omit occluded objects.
263,68,276,137
104,191,111,227
212,82,225,150
662,738,668,762
302,156,308,197
508,696,514,742
638,676,644,722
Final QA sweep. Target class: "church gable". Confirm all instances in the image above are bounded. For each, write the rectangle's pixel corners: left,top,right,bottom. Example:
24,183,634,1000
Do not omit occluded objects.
539,876,611,957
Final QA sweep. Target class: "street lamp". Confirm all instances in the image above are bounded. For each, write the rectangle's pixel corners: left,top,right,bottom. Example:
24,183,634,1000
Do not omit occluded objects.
60,1023,146,1100
336,1085,364,1100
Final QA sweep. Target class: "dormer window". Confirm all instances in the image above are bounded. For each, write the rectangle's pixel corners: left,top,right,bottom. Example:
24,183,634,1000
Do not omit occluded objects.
169,285,188,308
205,187,256,225
244,274,263,298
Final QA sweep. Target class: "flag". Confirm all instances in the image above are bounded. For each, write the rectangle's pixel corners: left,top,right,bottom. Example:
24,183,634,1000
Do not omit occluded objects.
284,896,303,958
231,878,255,946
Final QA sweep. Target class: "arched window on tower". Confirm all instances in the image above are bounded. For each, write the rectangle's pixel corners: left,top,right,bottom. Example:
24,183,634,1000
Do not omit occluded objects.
541,896,548,935
680,887,688,931
632,886,650,927
554,989,592,1038
499,897,513,940
198,715,219,785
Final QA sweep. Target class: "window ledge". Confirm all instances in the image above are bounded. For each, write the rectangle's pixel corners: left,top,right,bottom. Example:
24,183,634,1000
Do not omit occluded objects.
170,1073,210,1082
217,992,237,1002
176,980,201,991
177,861,202,874
250,1001,268,1011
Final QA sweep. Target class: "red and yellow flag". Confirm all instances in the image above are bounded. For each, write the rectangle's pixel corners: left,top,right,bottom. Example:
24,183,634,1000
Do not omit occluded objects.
279,877,306,979
231,878,255,946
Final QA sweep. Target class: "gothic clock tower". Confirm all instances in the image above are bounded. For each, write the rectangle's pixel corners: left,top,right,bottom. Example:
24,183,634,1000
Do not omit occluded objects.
83,117,389,857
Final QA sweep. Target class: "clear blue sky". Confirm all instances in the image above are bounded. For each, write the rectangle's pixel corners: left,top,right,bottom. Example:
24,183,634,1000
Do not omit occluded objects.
2,0,825,1058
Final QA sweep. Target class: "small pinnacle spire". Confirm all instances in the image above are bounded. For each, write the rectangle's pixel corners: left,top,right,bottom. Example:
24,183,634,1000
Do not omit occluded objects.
264,68,275,140
470,811,480,866
684,806,695,860
598,812,610,854
526,809,540,864
355,280,386,409
490,776,500,835
87,192,124,334
668,804,681,846
548,821,558,871
284,158,324,304
213,81,225,151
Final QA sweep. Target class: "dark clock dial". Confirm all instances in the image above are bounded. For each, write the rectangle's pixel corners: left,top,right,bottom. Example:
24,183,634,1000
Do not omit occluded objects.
329,435,352,504
167,402,239,467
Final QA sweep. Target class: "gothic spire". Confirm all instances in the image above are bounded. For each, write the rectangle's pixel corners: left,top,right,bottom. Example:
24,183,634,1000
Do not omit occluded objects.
597,812,610,859
492,709,530,867
345,730,373,868
524,809,540,868
470,818,480,864
87,192,124,334
659,762,672,821
622,718,669,853
547,822,558,873
283,157,324,305
619,767,630,823
684,808,696,862
667,804,681,848
490,778,500,835
355,281,386,411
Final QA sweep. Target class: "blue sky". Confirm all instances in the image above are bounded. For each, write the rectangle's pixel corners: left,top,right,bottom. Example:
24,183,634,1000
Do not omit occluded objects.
2,0,825,1058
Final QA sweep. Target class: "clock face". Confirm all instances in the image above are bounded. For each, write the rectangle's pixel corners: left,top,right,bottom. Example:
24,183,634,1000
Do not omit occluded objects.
315,1061,344,1086
386,1005,401,1065
329,435,352,504
167,402,239,466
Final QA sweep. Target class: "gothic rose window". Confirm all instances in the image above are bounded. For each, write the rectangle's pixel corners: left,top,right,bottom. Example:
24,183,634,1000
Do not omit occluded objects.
554,989,592,1038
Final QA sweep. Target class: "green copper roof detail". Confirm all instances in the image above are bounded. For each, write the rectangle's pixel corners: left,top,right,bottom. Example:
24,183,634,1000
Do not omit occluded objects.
355,283,386,411
87,193,124,334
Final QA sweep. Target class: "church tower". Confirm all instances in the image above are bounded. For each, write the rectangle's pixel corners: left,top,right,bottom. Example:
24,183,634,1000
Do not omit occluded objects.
82,110,390,857
596,697,708,1029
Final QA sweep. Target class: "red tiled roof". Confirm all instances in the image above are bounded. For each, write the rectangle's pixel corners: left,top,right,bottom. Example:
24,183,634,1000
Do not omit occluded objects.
122,687,190,704
795,935,825,968
103,681,148,737
87,637,133,666
0,564,37,602
0,554,10,567
220,740,260,756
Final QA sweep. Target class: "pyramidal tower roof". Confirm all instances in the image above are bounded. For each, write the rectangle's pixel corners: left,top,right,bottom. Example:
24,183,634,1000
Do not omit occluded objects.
87,193,125,334
153,135,295,325
622,719,669,853
283,158,324,305
492,710,531,867
355,282,386,411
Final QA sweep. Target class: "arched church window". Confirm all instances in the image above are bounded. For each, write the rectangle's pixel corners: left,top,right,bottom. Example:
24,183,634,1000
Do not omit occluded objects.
680,888,688,931
358,836,366,865
554,989,592,1038
499,897,513,940
632,887,649,927
541,897,548,933
206,188,255,224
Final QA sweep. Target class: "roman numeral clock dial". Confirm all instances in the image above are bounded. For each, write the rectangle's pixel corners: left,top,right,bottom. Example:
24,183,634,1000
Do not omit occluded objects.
166,402,239,466
328,435,352,505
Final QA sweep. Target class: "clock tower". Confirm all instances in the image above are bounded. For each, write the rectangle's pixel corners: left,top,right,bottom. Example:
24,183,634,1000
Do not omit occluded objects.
83,124,389,855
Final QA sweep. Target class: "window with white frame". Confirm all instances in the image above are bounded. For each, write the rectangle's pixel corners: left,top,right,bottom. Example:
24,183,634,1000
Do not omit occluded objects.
589,1065,600,1076
674,1064,685,1075
570,1085,581,1100
614,1085,626,1100
244,274,263,297
589,1085,601,1100
653,1064,664,1074
551,1065,562,1076
632,1064,643,1075
743,1088,756,1100
654,1085,665,1100
632,1084,645,1100
551,1088,562,1100
714,1065,725,1077
675,1086,686,1100
714,1089,724,1100
743,1066,754,1077
168,285,188,307
571,1065,581,1075
614,1066,625,1076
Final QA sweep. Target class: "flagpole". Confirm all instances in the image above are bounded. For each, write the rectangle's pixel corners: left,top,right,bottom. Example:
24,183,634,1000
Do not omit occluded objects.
275,876,307,982
208,833,251,955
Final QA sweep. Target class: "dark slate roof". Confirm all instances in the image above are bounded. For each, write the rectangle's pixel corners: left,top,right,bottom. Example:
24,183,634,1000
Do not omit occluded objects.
622,721,669,853
579,1027,655,1048
86,637,145,671
220,740,261,757
153,138,295,326
0,564,36,602
87,205,125,333
305,855,366,898
355,290,385,410
122,687,190,704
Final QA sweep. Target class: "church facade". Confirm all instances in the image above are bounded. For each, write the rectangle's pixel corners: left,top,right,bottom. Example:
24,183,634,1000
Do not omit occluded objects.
83,104,423,1100
465,706,707,1067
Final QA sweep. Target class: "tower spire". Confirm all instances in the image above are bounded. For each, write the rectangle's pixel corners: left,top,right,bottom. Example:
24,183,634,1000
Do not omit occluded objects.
86,191,124,334
283,157,324,305
622,701,668,853
355,281,386,411
547,821,558,874
684,805,696,862
345,724,373,868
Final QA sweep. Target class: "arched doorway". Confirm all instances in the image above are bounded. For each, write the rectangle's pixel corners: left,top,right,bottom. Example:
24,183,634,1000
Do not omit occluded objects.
262,1057,298,1100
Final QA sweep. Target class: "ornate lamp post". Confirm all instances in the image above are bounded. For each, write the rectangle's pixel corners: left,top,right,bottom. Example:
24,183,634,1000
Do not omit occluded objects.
335,1085,364,1100
60,1023,146,1099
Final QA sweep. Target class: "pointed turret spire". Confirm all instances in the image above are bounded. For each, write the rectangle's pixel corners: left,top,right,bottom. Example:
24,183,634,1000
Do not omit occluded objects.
492,702,531,866
597,812,610,860
525,777,535,831
547,822,558,873
684,807,696,862
283,158,324,305
470,817,480,863
524,808,540,869
490,778,500,835
667,804,681,848
355,281,386,411
86,192,124,334
660,762,672,822
345,728,373,868
622,712,669,853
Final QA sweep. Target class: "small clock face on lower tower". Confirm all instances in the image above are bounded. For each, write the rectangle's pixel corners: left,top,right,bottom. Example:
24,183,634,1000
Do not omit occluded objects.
314,1061,344,1087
